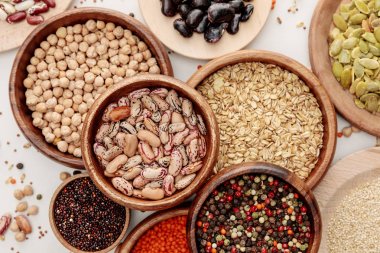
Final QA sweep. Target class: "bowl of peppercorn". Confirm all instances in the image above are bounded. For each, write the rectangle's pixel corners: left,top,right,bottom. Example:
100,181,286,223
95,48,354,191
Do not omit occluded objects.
49,174,130,253
187,162,322,253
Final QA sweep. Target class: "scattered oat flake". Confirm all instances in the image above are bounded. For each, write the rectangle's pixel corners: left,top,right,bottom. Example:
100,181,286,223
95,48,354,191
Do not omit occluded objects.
23,143,31,149
277,17,282,24
296,22,305,28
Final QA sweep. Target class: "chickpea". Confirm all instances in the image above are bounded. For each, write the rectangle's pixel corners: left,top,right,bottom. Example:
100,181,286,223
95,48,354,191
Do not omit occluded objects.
57,141,69,152
84,72,95,84
96,44,107,55
61,126,72,136
27,205,39,216
30,56,40,66
36,61,48,72
45,133,55,143
115,67,125,77
66,34,74,43
51,112,61,123
129,60,139,71
138,63,149,72
109,39,119,49
63,99,73,109
61,117,71,126
53,127,62,138
126,69,136,77
87,33,98,44
142,50,152,61
119,54,129,65
15,232,26,242
43,90,53,101
55,104,65,113
78,103,88,114
71,113,82,126
71,132,80,142
32,118,44,128
86,46,97,58
113,26,124,39
57,38,66,48
56,27,67,39
76,52,86,65
86,58,97,67
35,103,47,113
67,59,79,70
82,26,89,36
105,77,114,86
14,189,24,200
73,148,82,158
66,69,76,80
74,34,83,43
149,65,161,74
147,58,157,67
83,84,94,93
133,53,143,63
16,202,28,212
106,31,115,41
23,78,34,89
38,70,50,81
68,144,75,154
53,87,63,98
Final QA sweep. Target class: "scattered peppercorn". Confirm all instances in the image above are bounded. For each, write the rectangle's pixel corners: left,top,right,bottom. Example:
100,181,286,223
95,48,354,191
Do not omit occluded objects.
195,174,313,253
132,215,190,253
16,163,24,170
36,194,42,200
53,177,126,252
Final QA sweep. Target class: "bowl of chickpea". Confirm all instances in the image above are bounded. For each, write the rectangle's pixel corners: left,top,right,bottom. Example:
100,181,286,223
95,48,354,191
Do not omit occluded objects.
9,7,173,169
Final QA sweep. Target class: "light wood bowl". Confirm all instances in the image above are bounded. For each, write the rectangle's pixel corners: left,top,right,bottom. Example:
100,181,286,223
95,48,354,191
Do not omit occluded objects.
81,74,220,211
116,206,190,253
9,8,173,169
49,173,130,253
187,162,322,253
309,0,380,137
187,50,337,189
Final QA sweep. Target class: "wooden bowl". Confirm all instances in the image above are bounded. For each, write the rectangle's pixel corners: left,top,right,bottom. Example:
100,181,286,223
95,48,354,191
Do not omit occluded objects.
116,206,189,253
49,173,130,253
81,74,220,211
9,7,173,169
187,162,322,253
309,0,380,137
187,50,337,189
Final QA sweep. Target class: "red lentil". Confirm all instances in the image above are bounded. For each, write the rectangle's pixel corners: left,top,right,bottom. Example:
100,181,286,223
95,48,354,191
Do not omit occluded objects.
132,216,190,253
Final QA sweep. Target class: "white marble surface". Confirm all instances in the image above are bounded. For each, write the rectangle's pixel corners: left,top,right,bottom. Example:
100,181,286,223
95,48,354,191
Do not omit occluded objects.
0,0,376,252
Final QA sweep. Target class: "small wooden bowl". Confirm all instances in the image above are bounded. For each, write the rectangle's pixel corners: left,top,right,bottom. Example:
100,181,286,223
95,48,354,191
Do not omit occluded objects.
309,0,380,137
49,174,130,253
116,206,189,253
187,50,337,189
81,74,220,211
187,162,322,253
9,7,173,169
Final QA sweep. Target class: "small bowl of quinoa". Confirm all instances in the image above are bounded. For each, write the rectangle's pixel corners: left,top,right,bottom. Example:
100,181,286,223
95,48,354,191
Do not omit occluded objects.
187,162,322,253
49,174,130,253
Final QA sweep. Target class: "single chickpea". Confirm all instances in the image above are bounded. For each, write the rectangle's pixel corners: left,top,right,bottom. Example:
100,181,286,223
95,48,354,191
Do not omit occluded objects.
32,112,43,119
61,126,72,136
119,54,130,65
40,41,50,51
85,19,97,32
51,112,61,123
83,84,94,93
101,69,112,79
57,141,69,152
67,59,79,70
46,46,56,56
43,90,53,101
64,135,73,144
128,60,139,71
82,26,89,36
97,20,105,30
38,70,49,80
63,98,73,109
109,64,117,75
127,36,136,46
49,122,60,130
96,44,108,55
57,38,66,48
100,37,110,47
47,34,58,45
61,117,71,126
138,41,148,52
86,58,97,67
119,38,127,47
84,72,95,84
86,46,97,58
91,66,101,75
68,42,79,53
66,25,73,35
109,40,119,49
133,53,143,63
29,73,38,81
63,46,71,56
45,133,55,143
142,50,152,61
113,26,124,39
66,34,74,43
115,67,126,77
53,127,62,138
106,32,115,41
74,34,83,43
51,78,60,88
97,59,109,68
30,56,40,66
131,45,138,54
124,29,132,38
73,24,82,34
76,52,86,65
73,148,82,158
62,89,73,99
108,48,118,57
138,63,149,72
59,77,70,88
26,95,38,106
55,104,65,113
49,68,60,79
56,27,67,39
106,22,115,32
32,118,44,128
73,89,83,96
126,69,136,77
35,103,47,113
58,97,64,105
36,61,48,72
87,33,98,44
26,64,36,74
113,75,124,84
56,60,67,71
78,103,88,114
15,232,26,242
71,113,82,126
147,58,157,67
86,98,95,108
44,112,53,121
23,78,34,89
66,69,76,80
105,77,114,86
53,87,63,98
27,206,39,216
79,41,89,52
149,65,161,74
71,132,80,142
110,55,120,65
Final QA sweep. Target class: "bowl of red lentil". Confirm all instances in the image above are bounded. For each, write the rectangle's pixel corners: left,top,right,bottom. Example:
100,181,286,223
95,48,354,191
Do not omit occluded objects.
187,162,322,253
49,174,130,253
9,7,173,169
115,206,190,253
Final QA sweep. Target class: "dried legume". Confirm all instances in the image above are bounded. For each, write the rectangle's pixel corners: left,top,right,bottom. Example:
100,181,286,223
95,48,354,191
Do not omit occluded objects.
197,62,324,179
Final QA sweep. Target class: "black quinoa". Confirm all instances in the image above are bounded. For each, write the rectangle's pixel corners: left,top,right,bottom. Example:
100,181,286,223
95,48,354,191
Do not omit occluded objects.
54,177,126,252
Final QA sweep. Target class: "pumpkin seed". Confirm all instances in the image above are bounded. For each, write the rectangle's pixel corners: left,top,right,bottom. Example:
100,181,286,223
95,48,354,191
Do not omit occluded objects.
366,96,379,111
371,18,380,28
354,58,365,77
339,49,352,63
349,13,368,25
333,61,344,79
355,98,366,108
355,0,370,14
341,68,353,88
359,58,380,69
330,39,343,56
350,79,360,94
367,80,380,91
356,81,368,96
362,32,377,43
360,93,379,102
359,39,370,53
343,37,359,49
376,0,380,10
349,28,365,38
330,28,342,40
369,44,380,56
374,27,380,41
351,47,363,58
334,13,348,31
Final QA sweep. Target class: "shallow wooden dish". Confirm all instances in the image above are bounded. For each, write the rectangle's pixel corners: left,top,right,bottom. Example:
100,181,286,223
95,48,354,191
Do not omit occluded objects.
81,74,220,211
139,0,271,60
187,162,322,253
187,50,337,189
309,0,380,137
9,8,173,169
49,174,130,253
0,0,73,53
313,147,380,252
115,206,189,253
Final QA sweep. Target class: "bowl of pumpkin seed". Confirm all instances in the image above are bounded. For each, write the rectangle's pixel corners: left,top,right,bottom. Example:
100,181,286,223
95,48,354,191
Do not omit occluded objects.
310,0,380,137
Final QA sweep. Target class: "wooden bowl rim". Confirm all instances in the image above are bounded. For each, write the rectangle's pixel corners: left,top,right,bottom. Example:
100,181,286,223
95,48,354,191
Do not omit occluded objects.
81,74,220,211
187,49,337,189
116,206,189,253
9,7,173,169
309,0,380,137
187,161,322,253
48,173,131,253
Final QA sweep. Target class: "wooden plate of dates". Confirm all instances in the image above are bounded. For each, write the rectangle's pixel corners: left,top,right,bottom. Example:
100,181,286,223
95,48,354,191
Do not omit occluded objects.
309,0,380,137
0,0,73,53
139,0,271,60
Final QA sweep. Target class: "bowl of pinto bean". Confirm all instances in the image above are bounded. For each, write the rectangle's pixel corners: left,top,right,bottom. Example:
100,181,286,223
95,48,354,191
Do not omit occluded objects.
81,74,220,211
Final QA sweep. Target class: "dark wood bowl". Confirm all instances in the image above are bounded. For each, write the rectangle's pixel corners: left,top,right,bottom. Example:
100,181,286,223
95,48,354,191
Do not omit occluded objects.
187,50,337,189
81,74,220,211
309,0,380,137
49,173,131,253
115,206,189,253
9,8,173,169
187,162,322,253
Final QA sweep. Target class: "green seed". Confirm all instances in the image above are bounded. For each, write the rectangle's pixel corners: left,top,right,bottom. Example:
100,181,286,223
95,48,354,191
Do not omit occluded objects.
354,0,370,14
376,0,380,10
366,80,380,91
350,79,360,94
349,28,365,38
366,96,379,112
359,39,369,53
369,44,380,56
330,39,343,56
333,13,348,31
349,13,368,25
339,49,352,63
354,59,365,78
374,27,380,42
341,68,353,88
362,32,377,43
332,61,344,79
343,37,359,49
351,47,362,58
356,81,368,96
359,58,380,69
